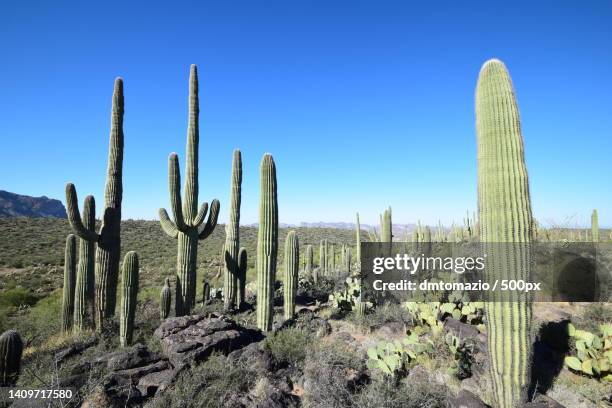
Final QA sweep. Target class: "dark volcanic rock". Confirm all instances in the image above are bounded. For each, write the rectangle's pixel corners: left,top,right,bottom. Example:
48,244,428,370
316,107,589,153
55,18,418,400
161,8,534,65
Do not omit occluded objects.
154,314,264,369
451,389,490,408
0,190,67,218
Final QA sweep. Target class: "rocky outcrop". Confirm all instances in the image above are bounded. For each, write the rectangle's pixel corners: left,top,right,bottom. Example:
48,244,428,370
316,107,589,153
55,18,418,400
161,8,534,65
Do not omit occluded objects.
0,190,67,218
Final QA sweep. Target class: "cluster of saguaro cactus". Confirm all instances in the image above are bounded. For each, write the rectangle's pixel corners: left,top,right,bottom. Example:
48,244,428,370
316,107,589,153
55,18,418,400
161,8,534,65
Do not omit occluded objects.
283,231,299,320
160,277,171,319
592,209,599,242
0,330,23,387
73,196,95,332
120,252,139,347
61,234,77,333
66,78,126,330
224,150,243,310
159,65,220,316
476,59,533,407
256,154,278,332
237,247,247,308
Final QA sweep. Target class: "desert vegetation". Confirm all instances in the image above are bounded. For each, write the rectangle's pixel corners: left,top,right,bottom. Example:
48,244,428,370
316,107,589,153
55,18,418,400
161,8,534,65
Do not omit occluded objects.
0,60,611,408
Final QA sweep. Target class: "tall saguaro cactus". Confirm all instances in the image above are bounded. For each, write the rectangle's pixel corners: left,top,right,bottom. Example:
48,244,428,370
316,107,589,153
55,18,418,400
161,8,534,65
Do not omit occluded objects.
476,59,534,407
355,212,361,273
120,252,139,347
256,154,278,332
74,196,95,332
66,78,125,330
381,207,392,242
319,240,326,277
284,231,299,320
159,65,220,316
591,209,599,243
305,245,313,279
224,150,242,310
0,330,23,387
237,247,248,308
61,234,77,333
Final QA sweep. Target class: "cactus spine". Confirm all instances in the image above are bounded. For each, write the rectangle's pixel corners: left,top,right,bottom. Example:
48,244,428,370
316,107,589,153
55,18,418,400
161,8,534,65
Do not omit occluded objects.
74,195,95,332
283,231,299,320
476,59,533,407
61,234,77,333
237,247,247,308
591,209,599,242
256,154,278,332
66,78,125,330
0,330,23,387
160,277,171,319
224,150,242,310
159,65,220,316
120,252,139,347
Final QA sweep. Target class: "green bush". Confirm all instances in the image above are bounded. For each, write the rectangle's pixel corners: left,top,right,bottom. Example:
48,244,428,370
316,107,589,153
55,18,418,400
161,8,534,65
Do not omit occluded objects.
0,287,38,308
263,326,312,368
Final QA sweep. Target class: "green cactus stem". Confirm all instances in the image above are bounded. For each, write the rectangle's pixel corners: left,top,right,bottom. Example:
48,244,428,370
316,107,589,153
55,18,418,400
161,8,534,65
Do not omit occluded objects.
120,251,139,347
203,281,211,303
591,209,599,243
476,59,534,407
237,247,247,308
381,207,392,242
284,231,299,320
160,277,171,320
61,234,77,333
65,78,125,330
224,149,242,310
319,240,326,278
0,330,23,387
159,65,220,316
330,243,335,273
256,154,278,332
74,195,95,333
355,213,361,273
305,244,313,280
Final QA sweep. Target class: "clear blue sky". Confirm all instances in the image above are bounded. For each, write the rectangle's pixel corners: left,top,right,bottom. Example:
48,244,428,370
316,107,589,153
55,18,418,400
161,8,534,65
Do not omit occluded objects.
1,1,610,227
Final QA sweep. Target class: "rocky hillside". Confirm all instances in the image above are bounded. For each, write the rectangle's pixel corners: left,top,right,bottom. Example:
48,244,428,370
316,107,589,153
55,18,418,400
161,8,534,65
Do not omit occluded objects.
0,190,66,218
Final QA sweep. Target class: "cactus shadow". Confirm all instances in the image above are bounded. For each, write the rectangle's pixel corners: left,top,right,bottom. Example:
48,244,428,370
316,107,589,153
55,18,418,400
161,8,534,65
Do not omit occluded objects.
555,257,598,301
528,319,570,398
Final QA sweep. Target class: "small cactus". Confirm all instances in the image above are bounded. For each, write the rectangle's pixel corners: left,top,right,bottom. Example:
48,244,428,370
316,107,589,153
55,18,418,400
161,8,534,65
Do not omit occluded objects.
61,234,77,333
160,277,171,319
237,247,247,308
120,252,139,347
319,240,326,278
203,281,211,303
0,330,23,387
305,245,313,279
256,154,278,332
284,231,299,320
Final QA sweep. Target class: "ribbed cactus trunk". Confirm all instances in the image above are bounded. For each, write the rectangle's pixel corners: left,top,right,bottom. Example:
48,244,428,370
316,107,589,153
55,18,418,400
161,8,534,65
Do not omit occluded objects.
237,247,247,308
283,231,299,320
591,209,599,242
305,245,313,278
160,277,171,319
203,281,210,303
329,243,335,273
61,234,77,333
319,240,325,278
74,196,95,332
381,207,392,242
476,59,533,408
159,65,220,316
120,252,139,347
256,154,278,332
0,330,23,387
224,150,242,310
66,78,124,331
355,213,361,273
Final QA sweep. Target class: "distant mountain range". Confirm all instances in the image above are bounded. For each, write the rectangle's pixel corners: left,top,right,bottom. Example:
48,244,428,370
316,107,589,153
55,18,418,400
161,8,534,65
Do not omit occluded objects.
0,190,67,218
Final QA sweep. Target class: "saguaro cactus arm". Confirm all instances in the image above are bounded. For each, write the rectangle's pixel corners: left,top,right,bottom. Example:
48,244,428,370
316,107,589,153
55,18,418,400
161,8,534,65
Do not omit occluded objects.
198,199,220,240
66,184,99,242
159,208,179,238
167,153,188,231
192,202,209,227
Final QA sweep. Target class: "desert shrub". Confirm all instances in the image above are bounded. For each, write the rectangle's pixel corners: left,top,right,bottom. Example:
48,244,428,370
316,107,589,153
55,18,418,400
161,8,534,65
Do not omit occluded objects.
582,303,612,330
352,376,450,408
0,287,38,308
149,353,257,408
263,326,312,368
347,303,411,328
302,339,366,408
